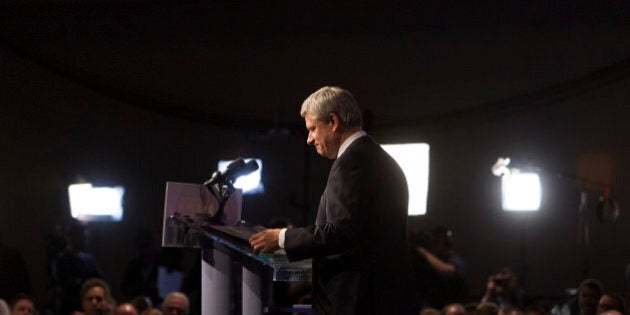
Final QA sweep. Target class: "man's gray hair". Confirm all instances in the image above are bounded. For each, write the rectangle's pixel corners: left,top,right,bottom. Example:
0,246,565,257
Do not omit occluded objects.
300,86,362,128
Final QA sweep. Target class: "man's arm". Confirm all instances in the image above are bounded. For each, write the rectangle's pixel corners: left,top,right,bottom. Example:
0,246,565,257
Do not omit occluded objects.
417,246,456,277
250,151,363,259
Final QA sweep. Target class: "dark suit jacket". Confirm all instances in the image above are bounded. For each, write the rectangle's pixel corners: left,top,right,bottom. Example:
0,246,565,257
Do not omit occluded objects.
285,135,418,314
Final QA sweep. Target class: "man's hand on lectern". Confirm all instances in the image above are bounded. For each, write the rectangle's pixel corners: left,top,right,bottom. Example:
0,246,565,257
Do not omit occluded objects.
249,229,281,254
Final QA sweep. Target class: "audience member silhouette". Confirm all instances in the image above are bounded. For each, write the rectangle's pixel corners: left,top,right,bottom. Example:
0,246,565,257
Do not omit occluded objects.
476,302,500,315
552,278,604,315
421,306,441,315
8,293,35,315
9,218,627,315
103,297,116,315
0,299,9,315
465,302,479,315
114,303,139,315
122,229,160,305
130,296,152,314
411,226,469,309
578,279,605,315
161,292,189,315
122,237,195,315
50,222,105,315
44,224,67,314
444,303,468,315
0,242,31,301
79,278,112,315
481,268,528,309
178,249,201,315
596,292,624,315
499,305,524,315
140,308,162,315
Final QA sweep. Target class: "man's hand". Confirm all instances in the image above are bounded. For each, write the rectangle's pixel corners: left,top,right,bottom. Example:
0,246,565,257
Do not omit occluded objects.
249,229,281,254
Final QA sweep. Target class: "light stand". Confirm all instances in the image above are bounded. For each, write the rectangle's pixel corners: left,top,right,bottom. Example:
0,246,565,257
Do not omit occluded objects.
492,157,620,279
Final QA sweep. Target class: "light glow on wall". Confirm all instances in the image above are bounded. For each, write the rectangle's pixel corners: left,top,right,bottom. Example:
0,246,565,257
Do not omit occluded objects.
68,183,125,222
381,143,430,216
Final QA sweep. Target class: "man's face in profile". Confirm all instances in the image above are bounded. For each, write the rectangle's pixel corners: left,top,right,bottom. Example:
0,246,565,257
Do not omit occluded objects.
304,113,338,159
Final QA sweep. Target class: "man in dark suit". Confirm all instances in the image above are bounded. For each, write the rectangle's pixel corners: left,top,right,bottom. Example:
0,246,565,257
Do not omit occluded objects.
249,86,417,314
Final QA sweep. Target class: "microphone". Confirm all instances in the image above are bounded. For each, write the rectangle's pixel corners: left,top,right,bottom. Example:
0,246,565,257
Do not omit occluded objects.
203,158,245,186
231,159,259,180
203,158,259,186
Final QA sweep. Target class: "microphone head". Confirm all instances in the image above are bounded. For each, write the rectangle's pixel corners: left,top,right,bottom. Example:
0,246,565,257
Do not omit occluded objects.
226,159,259,182
204,158,259,187
225,158,246,171
244,159,260,173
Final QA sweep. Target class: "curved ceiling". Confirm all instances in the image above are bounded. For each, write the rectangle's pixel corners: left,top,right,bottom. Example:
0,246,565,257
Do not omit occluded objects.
2,1,629,133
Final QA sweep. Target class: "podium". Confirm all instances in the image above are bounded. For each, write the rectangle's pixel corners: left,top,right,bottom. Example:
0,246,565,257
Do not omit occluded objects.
162,182,312,315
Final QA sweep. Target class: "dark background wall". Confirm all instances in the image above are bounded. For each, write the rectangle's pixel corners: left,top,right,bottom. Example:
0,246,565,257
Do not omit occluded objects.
1,0,629,310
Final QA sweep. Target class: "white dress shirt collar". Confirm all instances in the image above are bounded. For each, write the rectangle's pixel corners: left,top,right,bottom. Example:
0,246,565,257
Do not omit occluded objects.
337,130,367,158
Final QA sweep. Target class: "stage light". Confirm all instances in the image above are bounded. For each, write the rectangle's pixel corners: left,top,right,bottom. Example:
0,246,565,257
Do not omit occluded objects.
217,158,264,194
501,170,541,211
492,157,541,211
381,143,430,216
68,183,125,222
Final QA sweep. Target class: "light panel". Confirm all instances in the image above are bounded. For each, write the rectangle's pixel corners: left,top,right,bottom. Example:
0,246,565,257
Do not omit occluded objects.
68,183,125,221
381,143,430,216
501,171,541,211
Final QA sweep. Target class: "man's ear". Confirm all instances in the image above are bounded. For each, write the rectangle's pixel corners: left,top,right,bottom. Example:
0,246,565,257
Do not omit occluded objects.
329,112,340,131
